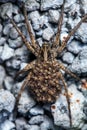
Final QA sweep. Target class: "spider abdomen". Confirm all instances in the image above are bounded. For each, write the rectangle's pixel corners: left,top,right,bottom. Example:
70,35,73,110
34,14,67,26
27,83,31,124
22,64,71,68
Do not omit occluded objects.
28,61,61,103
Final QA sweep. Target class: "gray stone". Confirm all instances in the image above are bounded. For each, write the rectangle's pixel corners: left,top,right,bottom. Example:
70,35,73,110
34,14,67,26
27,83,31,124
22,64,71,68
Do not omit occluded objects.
0,120,15,130
9,27,19,39
0,46,3,57
51,84,85,129
4,76,14,91
1,44,14,61
70,47,87,75
62,52,75,64
75,23,87,44
8,37,23,49
18,91,36,115
25,0,40,11
0,24,2,33
41,0,63,11
81,0,87,13
25,125,40,130
14,14,24,23
29,106,44,116
49,10,60,23
67,40,83,54
82,124,87,130
29,115,44,125
36,38,43,47
0,3,13,19
15,118,27,130
0,38,6,46
0,89,15,113
42,27,54,41
3,24,12,35
0,66,6,86
0,0,16,3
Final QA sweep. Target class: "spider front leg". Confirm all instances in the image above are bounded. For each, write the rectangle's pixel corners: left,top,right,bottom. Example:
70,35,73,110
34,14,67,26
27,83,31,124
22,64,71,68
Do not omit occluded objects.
58,62,81,81
57,14,87,54
16,72,32,105
59,72,72,127
15,60,36,78
52,0,65,48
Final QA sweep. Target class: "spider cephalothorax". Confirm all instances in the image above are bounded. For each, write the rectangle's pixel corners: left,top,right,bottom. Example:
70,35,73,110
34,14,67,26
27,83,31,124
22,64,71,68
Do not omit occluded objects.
7,0,87,127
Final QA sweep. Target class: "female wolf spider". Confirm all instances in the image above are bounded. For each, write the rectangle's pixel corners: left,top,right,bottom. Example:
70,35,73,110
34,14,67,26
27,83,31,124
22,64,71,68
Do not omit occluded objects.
7,0,87,127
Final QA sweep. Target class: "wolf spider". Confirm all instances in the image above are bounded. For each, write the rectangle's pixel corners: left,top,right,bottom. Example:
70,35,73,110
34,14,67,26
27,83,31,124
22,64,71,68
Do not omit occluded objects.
7,0,87,127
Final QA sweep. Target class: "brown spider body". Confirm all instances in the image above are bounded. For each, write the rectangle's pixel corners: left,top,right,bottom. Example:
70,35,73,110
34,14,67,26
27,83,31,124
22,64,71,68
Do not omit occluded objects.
29,60,61,103
6,0,87,127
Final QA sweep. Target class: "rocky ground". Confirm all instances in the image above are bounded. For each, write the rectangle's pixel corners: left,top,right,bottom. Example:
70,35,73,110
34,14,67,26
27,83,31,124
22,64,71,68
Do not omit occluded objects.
0,0,87,130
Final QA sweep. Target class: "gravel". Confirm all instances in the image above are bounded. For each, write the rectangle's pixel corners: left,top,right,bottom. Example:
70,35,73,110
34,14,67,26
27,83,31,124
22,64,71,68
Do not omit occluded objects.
0,1,87,130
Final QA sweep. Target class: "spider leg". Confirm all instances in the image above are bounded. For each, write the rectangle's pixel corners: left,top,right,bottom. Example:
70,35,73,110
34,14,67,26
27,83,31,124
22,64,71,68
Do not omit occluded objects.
23,5,40,53
59,72,72,127
6,15,38,57
15,60,36,78
58,62,81,81
57,14,87,54
52,0,65,48
16,72,32,105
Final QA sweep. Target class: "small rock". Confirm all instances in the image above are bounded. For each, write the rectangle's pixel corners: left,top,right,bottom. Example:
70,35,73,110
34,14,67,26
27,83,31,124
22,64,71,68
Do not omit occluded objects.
4,76,14,91
29,106,44,116
9,27,19,39
0,24,2,33
15,118,27,130
82,124,87,130
18,91,36,115
41,0,63,11
8,37,23,49
43,27,54,41
49,10,60,23
3,24,12,35
25,0,40,11
0,37,6,46
0,0,16,3
0,66,6,86
0,120,15,130
14,14,24,23
62,52,75,64
1,44,14,61
0,3,13,19
75,23,87,44
0,46,3,57
24,125,40,130
29,115,44,125
51,84,85,129
70,47,87,75
67,40,83,54
0,89,15,113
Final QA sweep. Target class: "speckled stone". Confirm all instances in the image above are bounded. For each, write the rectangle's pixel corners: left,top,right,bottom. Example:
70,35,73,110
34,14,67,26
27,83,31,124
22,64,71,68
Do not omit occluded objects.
49,10,60,23
29,106,44,116
0,120,15,130
0,37,6,46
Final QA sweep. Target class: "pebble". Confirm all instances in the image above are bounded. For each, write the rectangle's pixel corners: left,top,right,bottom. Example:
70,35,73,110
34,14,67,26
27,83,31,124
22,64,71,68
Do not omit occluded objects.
0,3,13,19
0,66,6,86
0,37,6,46
18,91,36,115
0,0,16,3
3,24,12,35
41,0,63,11
62,52,75,64
70,47,87,75
15,118,27,130
14,14,24,23
0,89,15,113
0,24,2,33
82,124,87,130
25,0,40,11
67,40,84,54
1,44,14,61
8,37,23,49
29,115,44,125
25,125,40,130
0,120,15,130
9,27,19,39
29,105,44,116
51,84,85,129
49,10,60,23
75,23,87,44
4,76,14,91
42,27,54,41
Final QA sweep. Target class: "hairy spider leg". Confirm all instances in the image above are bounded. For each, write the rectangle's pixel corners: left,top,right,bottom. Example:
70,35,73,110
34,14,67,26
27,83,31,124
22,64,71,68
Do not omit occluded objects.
52,0,66,48
23,5,40,53
59,72,72,126
57,14,87,54
16,72,32,105
6,15,38,57
15,60,36,78
58,62,81,81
